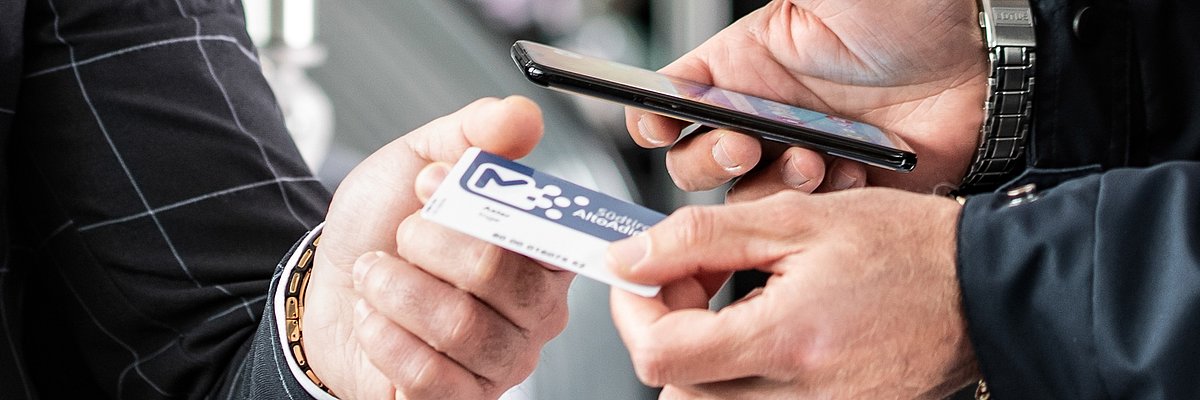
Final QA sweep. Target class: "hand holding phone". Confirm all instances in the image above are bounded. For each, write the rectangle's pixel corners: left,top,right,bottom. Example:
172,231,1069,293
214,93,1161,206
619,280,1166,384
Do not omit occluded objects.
510,40,916,172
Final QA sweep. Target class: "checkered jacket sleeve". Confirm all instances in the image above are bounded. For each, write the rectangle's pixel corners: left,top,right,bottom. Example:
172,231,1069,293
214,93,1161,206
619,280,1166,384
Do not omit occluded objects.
3,0,333,398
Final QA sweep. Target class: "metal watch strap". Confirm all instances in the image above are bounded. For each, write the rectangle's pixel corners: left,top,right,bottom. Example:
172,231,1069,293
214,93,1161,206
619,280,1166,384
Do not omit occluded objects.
959,0,1036,194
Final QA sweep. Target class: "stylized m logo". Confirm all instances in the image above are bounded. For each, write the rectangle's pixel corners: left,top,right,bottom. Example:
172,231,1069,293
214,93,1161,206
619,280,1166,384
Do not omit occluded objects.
465,163,544,210
473,168,529,189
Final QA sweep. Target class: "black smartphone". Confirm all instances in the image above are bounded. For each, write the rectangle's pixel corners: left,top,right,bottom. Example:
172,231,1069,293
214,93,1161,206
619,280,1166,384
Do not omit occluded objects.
510,40,917,172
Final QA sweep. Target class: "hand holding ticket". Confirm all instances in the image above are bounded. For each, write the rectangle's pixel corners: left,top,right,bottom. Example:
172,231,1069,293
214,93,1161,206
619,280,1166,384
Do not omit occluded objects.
421,148,663,297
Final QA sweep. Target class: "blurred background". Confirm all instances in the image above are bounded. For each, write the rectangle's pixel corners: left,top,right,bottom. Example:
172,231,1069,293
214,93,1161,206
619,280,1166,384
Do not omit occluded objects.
244,1,767,398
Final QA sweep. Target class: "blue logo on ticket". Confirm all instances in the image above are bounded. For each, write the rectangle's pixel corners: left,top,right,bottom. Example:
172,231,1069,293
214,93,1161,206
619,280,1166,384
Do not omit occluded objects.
421,148,663,297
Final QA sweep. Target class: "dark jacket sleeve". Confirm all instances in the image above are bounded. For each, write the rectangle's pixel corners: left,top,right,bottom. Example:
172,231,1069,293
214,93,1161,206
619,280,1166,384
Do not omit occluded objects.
219,232,326,400
956,0,1200,398
959,162,1200,399
12,0,331,398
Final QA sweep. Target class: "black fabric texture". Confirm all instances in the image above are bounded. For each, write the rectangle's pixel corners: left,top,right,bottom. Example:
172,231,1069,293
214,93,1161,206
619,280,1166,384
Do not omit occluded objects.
0,0,332,398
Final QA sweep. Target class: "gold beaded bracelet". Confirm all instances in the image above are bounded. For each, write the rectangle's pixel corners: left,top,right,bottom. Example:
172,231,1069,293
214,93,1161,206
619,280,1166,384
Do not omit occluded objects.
975,379,990,399
283,234,336,397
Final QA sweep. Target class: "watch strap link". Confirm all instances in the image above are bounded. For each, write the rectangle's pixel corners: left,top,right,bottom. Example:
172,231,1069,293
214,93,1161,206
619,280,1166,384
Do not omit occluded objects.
959,0,1036,194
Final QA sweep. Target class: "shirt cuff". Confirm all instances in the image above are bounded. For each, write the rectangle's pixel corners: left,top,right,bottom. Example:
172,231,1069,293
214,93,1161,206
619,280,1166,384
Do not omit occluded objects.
273,222,338,400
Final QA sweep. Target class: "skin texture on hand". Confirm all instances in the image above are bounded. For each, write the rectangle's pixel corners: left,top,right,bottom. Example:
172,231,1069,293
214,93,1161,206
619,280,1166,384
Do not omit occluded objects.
301,97,574,399
607,189,980,399
627,0,988,195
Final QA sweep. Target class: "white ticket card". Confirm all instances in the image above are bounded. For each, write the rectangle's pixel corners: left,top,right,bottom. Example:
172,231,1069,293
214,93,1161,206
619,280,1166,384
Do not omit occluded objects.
421,148,663,297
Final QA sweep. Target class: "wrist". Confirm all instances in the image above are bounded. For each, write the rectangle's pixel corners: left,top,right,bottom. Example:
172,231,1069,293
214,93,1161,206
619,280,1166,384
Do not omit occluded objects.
273,224,339,400
936,196,983,398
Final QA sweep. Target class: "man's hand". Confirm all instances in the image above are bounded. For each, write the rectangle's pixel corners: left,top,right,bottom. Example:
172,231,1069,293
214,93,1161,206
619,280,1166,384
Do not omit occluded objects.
302,97,574,399
628,0,987,196
607,189,980,399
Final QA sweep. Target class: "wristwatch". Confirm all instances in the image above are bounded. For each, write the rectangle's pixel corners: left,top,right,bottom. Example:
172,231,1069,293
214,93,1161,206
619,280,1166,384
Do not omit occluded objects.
958,0,1037,194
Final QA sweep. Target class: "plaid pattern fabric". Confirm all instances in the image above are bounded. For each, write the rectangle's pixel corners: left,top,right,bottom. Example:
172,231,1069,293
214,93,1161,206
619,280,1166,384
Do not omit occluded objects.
1,0,331,398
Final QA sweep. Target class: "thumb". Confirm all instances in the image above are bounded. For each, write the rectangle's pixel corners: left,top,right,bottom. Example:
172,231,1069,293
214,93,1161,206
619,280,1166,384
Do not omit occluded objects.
414,162,452,203
606,196,805,285
402,96,544,164
622,44,718,148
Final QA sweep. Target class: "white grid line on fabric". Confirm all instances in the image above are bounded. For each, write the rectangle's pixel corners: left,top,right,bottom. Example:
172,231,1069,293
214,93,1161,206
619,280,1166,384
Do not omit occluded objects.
79,176,319,232
23,35,259,79
47,0,250,329
37,219,75,248
176,2,312,233
117,338,183,398
206,294,268,322
46,3,180,394
54,267,174,397
178,0,299,323
0,107,13,114
272,345,298,400
222,359,248,400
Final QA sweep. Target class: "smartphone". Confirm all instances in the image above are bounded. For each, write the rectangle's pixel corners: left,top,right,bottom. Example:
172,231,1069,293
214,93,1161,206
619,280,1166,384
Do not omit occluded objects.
510,40,916,172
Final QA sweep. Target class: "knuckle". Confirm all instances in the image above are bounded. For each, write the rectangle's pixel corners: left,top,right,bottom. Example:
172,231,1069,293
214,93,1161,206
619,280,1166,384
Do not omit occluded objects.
518,271,568,333
402,356,458,400
667,170,703,192
774,188,810,203
540,298,570,339
779,333,826,377
672,206,717,249
353,308,388,344
628,339,670,387
361,262,415,310
500,352,541,388
767,193,814,228
665,154,715,192
475,328,524,377
360,264,391,297
465,245,506,294
437,300,523,375
502,258,551,309
437,297,481,352
395,214,423,251
472,247,565,328
790,348,827,378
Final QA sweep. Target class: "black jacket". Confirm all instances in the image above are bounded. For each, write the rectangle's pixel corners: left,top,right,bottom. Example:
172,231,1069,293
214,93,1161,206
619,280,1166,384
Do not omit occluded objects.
0,1,329,398
958,0,1200,398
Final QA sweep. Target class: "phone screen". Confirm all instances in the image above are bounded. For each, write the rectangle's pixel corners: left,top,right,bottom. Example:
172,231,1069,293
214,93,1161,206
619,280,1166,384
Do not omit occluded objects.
515,41,903,151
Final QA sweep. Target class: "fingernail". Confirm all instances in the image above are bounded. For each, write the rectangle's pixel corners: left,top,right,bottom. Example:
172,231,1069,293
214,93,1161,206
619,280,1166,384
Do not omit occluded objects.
712,134,742,171
607,236,648,275
354,299,372,325
832,170,859,190
352,251,384,288
415,163,451,201
781,155,812,189
637,115,669,146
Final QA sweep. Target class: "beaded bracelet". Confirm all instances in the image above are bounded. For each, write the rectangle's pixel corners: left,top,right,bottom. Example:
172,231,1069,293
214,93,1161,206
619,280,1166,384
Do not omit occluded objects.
283,234,336,397
975,379,990,399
